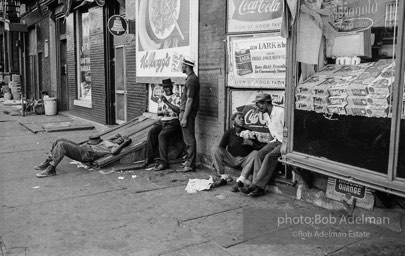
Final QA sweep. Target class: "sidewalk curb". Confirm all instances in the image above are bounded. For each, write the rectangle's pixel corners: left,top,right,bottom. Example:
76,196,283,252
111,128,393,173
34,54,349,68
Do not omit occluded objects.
58,111,112,133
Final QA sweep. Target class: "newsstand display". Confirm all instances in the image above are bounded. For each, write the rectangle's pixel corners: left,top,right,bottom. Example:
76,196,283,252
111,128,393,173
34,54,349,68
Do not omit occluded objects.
281,0,405,196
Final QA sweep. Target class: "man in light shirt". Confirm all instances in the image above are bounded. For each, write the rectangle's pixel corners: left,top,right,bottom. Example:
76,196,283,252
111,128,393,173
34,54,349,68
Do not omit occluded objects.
143,78,181,171
241,94,284,197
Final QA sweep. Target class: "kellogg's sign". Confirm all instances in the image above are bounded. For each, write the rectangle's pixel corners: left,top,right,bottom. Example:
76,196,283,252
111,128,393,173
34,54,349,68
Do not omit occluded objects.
227,0,283,33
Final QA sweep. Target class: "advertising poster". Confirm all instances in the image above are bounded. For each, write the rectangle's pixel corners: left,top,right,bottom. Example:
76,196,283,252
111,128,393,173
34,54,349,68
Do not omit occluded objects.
136,0,199,84
322,0,397,30
228,34,286,89
79,12,91,100
148,83,183,113
231,90,284,142
227,0,283,33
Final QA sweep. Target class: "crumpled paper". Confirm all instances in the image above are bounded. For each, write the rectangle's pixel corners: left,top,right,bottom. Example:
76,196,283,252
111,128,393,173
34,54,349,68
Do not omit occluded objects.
185,176,214,193
69,160,92,169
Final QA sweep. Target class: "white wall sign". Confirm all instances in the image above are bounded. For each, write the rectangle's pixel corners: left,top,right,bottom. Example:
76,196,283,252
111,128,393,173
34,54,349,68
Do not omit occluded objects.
136,0,199,84
227,0,283,33
228,34,286,89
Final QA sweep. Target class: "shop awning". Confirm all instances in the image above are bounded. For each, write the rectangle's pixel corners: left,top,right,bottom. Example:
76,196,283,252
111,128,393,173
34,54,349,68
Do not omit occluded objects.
63,0,125,17
7,23,28,32
0,17,28,32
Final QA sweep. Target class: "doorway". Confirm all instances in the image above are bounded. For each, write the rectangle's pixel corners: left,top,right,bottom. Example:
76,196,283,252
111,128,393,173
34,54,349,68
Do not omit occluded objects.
57,18,68,111
114,45,127,124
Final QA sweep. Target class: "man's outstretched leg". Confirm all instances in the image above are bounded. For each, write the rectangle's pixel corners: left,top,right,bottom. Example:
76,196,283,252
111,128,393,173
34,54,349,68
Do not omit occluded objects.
34,138,78,171
36,139,93,178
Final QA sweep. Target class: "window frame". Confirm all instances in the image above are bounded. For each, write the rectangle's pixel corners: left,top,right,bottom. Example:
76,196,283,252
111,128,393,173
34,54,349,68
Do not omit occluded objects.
281,1,405,197
73,7,92,108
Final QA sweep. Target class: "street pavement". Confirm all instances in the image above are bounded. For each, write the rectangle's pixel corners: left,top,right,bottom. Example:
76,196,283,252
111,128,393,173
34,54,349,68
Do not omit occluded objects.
0,103,405,256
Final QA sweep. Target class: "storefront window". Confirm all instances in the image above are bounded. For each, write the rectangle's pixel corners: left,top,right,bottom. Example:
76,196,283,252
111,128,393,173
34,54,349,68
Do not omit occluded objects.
76,9,91,102
293,1,399,174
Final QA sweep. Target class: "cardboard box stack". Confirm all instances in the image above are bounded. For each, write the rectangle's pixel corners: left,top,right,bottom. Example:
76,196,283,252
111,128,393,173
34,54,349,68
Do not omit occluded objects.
295,60,395,118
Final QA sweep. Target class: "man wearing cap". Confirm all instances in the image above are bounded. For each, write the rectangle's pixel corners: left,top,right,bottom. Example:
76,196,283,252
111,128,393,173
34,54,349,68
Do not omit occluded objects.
143,78,181,171
177,56,200,172
239,93,284,197
35,134,131,178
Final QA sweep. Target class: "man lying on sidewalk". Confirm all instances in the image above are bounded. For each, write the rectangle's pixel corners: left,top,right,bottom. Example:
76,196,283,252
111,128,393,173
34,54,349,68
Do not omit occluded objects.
35,134,132,178
210,112,263,188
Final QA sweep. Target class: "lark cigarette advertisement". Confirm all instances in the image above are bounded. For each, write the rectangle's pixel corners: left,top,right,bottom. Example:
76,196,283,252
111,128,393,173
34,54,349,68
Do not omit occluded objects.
227,0,283,33
231,90,284,143
228,34,286,89
136,0,199,84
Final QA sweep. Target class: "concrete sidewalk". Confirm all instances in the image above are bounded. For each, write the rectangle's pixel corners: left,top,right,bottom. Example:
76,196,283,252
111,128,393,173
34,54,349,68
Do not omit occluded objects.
0,106,404,256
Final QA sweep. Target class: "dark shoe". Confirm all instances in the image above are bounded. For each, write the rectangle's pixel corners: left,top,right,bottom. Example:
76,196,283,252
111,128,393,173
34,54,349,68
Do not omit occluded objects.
142,158,152,168
241,185,256,195
36,165,56,178
211,179,227,188
249,187,265,197
153,163,169,171
176,166,195,172
34,158,51,170
231,181,244,192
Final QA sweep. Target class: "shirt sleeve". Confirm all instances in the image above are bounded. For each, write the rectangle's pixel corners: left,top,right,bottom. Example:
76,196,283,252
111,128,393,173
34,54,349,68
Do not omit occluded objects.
219,129,231,149
186,78,197,99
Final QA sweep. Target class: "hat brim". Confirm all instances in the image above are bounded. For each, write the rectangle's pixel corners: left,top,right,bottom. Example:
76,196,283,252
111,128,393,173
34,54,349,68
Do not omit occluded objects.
88,139,102,145
162,83,174,87
182,60,195,67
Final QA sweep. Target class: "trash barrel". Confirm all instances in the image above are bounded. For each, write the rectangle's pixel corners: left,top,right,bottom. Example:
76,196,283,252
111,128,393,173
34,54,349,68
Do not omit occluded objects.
44,97,57,115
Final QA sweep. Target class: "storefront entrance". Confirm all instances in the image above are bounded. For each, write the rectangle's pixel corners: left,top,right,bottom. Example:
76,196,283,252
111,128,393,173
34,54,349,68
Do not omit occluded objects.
114,45,127,124
57,18,68,111
282,0,405,197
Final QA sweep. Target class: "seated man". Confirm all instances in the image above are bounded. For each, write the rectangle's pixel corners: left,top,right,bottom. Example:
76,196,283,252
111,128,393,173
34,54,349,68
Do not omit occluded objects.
143,78,181,171
240,94,284,197
210,112,263,188
35,134,131,178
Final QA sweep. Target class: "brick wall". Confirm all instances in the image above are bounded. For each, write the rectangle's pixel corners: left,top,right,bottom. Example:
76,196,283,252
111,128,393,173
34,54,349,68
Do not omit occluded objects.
37,18,51,96
113,16,148,121
66,6,107,124
122,0,148,120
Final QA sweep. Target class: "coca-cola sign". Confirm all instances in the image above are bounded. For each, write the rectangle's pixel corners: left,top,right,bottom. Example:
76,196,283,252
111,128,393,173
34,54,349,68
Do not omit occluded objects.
232,0,283,22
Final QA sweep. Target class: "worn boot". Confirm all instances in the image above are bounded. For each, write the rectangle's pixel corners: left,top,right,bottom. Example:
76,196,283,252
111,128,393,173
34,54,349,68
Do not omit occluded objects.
231,181,244,192
36,165,56,178
34,157,52,170
142,158,153,168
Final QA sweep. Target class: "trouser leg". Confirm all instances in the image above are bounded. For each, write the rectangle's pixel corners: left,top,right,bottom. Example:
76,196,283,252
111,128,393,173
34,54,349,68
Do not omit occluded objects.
239,150,258,179
182,115,197,168
51,141,95,167
211,145,239,176
252,143,281,189
49,137,78,154
252,142,280,176
158,120,180,165
145,122,163,159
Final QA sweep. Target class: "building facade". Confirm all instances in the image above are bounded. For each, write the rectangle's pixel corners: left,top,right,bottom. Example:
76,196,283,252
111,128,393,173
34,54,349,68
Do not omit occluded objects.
9,0,405,202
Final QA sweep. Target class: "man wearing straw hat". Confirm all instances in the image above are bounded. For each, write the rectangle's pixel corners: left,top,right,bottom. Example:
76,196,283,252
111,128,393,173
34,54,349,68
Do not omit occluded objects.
35,134,131,178
177,56,200,172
